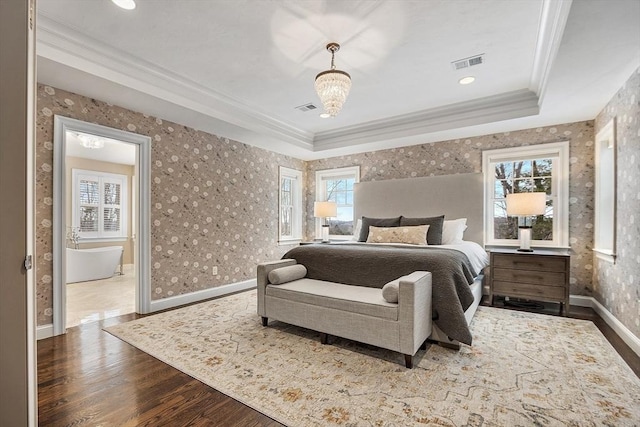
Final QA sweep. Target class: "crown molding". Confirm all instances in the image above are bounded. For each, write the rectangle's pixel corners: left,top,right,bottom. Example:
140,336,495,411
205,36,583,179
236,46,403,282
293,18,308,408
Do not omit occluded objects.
529,0,573,104
35,11,557,156
312,90,540,151
36,14,314,150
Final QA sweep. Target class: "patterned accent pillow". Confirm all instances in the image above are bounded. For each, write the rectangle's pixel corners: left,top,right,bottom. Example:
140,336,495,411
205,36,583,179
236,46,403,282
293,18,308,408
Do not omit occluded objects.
366,224,430,245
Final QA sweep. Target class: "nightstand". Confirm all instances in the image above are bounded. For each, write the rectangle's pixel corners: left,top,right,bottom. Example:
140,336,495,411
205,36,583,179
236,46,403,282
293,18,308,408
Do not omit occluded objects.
489,249,570,316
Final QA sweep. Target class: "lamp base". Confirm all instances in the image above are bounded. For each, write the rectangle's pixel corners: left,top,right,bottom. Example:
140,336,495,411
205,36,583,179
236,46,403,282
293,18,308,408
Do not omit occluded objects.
321,225,330,243
518,226,533,252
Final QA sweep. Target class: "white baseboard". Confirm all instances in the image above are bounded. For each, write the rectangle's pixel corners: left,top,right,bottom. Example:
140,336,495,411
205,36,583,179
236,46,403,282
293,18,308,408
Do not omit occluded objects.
149,279,256,312
569,295,593,308
37,324,54,340
570,294,640,357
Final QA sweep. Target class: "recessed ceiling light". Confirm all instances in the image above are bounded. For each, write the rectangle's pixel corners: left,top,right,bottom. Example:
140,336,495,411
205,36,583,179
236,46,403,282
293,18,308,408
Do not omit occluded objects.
111,0,136,10
458,76,475,85
319,113,331,119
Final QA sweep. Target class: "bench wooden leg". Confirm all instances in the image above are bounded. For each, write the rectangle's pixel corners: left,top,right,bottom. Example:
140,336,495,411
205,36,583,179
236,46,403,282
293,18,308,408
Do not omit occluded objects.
404,354,413,369
261,317,268,326
320,332,328,345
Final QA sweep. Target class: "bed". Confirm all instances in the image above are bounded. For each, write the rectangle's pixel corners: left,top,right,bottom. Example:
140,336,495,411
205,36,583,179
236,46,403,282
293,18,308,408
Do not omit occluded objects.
284,173,488,348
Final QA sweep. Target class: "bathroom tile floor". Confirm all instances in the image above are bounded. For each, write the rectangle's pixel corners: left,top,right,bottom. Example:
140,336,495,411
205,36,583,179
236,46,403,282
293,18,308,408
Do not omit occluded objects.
66,264,136,329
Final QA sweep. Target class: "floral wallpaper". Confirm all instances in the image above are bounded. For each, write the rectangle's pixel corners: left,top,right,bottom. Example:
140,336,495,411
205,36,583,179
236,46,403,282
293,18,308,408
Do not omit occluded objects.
38,75,635,338
593,67,640,339
306,122,596,297
35,85,303,326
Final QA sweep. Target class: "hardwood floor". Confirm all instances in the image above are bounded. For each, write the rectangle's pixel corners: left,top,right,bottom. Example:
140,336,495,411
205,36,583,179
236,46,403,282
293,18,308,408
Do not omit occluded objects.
37,307,283,427
38,294,640,426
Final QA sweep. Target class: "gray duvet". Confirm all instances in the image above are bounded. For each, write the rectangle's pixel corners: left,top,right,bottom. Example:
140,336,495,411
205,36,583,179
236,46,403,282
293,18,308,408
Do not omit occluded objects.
282,244,478,345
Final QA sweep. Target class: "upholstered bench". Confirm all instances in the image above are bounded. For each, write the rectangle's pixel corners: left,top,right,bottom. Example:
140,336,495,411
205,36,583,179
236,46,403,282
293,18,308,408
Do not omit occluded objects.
256,259,432,368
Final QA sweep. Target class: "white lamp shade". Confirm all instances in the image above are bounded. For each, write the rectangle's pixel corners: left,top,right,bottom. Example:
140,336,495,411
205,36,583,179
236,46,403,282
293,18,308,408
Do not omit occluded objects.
506,192,546,216
314,201,337,218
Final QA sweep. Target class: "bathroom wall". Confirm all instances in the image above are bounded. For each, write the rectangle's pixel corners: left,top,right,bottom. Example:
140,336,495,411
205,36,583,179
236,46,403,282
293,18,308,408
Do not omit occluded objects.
36,85,304,326
65,156,135,264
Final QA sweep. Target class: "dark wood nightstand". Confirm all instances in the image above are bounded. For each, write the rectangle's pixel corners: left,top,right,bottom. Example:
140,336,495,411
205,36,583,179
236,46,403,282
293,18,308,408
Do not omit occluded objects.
489,249,570,316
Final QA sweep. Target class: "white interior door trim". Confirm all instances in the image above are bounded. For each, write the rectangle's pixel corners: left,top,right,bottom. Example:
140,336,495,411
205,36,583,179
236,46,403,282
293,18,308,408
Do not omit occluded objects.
52,115,151,336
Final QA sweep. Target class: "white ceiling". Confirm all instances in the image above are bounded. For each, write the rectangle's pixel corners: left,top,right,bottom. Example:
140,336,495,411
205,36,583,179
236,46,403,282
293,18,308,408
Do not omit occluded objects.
37,0,640,160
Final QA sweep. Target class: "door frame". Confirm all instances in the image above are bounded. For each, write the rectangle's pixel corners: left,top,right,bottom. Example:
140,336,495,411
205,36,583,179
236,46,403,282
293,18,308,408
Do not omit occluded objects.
52,116,151,335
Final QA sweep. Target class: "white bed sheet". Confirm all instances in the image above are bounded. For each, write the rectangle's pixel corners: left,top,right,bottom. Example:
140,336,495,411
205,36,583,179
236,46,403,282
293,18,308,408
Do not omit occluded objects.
331,240,489,275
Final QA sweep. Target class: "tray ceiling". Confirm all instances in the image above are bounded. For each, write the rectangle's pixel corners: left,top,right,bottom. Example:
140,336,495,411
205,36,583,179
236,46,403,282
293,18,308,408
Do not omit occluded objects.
36,0,640,160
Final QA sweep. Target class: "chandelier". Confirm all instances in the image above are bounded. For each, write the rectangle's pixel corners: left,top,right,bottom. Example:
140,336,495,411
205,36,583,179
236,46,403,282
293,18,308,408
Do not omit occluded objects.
315,43,351,117
77,133,105,149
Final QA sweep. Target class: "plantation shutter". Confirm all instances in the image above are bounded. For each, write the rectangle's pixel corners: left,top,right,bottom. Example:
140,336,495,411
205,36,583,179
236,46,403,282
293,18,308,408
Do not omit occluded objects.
79,178,99,233
103,181,121,233
72,169,128,239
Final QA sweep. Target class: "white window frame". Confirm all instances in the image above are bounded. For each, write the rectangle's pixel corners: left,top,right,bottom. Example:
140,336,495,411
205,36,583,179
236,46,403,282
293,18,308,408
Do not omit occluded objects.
593,118,616,263
482,141,569,249
278,166,303,244
72,168,128,242
315,166,360,240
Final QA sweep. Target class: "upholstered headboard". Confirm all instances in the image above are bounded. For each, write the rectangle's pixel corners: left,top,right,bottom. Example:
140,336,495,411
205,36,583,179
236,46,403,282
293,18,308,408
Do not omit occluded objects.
354,173,484,246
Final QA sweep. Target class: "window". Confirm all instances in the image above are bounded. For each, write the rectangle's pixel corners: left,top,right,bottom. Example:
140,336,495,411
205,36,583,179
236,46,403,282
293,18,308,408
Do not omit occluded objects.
279,167,303,243
594,118,616,263
72,169,128,240
315,166,360,239
482,142,569,248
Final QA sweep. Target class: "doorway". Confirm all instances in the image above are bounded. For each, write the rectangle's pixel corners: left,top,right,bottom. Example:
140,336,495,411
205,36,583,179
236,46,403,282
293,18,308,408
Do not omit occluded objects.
52,116,151,335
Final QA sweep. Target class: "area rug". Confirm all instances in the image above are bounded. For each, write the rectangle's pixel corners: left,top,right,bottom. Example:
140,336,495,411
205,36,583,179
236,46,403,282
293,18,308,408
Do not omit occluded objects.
105,290,640,426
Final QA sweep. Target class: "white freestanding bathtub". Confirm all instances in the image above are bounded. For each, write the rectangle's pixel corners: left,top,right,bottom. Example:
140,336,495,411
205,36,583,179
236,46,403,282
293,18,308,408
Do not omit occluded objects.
66,246,123,284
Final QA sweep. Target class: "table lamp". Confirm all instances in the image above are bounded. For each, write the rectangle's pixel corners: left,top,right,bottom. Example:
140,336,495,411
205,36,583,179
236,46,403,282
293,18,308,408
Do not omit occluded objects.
506,192,546,252
314,201,337,243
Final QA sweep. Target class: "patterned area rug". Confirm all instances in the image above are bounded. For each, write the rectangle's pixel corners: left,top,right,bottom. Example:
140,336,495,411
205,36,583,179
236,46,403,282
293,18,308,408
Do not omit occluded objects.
105,290,640,426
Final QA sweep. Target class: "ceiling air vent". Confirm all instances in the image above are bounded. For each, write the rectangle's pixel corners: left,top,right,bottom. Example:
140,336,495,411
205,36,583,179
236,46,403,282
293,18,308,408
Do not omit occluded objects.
295,103,318,112
451,54,485,70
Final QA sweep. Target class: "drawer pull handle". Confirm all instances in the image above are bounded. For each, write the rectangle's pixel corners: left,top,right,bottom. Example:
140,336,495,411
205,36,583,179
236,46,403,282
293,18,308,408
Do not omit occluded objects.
516,275,544,282
513,261,544,267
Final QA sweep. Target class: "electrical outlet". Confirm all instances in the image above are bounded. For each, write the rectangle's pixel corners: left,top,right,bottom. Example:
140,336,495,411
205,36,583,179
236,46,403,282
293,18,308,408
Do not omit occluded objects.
212,266,218,276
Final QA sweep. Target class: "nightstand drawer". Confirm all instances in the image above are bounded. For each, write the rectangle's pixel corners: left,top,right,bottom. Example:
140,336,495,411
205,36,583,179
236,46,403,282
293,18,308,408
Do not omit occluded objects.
492,255,567,272
493,281,566,300
489,249,570,315
492,268,566,286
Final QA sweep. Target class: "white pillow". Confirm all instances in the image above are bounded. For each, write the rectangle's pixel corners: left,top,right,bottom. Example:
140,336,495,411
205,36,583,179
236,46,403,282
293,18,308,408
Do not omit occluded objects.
351,218,362,241
441,218,467,245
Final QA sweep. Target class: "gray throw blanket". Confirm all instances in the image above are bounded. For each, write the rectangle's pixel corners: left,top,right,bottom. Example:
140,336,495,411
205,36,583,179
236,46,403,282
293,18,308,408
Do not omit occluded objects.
283,244,478,345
